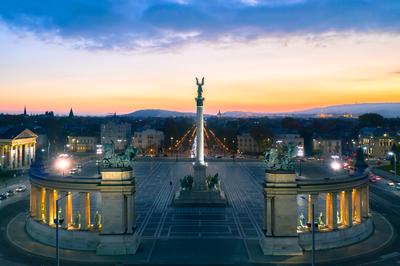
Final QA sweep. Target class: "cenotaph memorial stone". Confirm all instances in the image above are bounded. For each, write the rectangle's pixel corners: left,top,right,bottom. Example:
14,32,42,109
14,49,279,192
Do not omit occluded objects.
174,78,227,206
260,144,303,255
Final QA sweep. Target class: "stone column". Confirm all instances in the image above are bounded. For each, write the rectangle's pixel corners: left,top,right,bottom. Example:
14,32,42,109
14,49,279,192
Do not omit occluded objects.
79,192,91,230
46,189,54,225
9,145,14,169
60,191,67,229
362,184,369,218
308,193,318,226
325,193,332,228
32,143,36,162
65,192,73,229
264,195,273,236
18,145,22,168
36,187,45,222
332,192,338,229
0,145,4,167
30,184,37,217
127,194,135,233
357,188,363,223
346,190,353,227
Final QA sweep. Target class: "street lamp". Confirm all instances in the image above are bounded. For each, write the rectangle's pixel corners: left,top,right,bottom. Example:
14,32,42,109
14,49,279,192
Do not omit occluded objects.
300,196,316,266
54,192,68,266
55,156,70,176
388,151,397,180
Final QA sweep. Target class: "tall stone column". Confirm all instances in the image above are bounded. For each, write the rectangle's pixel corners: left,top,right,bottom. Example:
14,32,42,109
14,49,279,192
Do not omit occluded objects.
346,190,353,227
18,145,22,168
30,184,37,217
127,194,135,233
193,77,206,191
36,187,45,222
9,145,14,169
46,189,54,225
65,192,73,229
362,185,369,219
308,193,318,226
59,191,67,229
332,192,338,229
79,192,91,230
325,193,332,228
264,195,273,236
357,188,363,223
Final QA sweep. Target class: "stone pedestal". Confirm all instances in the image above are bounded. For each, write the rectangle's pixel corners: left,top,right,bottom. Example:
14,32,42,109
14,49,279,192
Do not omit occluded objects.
193,163,207,191
97,168,140,255
260,170,303,255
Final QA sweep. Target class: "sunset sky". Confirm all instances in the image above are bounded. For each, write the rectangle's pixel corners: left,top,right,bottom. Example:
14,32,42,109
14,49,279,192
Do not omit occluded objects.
0,0,400,115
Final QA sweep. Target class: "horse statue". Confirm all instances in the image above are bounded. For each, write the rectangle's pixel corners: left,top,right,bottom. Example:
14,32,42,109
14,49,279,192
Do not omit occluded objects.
264,143,296,172
102,143,137,169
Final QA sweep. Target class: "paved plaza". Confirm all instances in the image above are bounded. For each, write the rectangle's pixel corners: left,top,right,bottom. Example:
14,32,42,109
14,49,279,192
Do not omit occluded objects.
134,160,265,240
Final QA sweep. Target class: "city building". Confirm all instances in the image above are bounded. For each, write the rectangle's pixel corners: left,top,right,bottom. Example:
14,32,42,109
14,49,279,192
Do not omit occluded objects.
312,138,342,157
0,128,37,169
358,127,396,159
101,122,131,151
237,133,262,154
132,129,164,154
67,136,99,153
275,134,304,156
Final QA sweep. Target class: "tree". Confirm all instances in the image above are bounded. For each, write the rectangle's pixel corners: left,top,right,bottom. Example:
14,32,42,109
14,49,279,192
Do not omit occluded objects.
249,124,273,151
359,113,384,127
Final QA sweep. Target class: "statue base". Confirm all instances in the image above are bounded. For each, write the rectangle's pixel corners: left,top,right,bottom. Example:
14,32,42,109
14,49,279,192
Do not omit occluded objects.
96,233,140,255
259,235,303,256
173,190,227,207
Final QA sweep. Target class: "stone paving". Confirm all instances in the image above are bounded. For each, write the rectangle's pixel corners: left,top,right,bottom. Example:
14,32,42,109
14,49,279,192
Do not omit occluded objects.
134,161,265,240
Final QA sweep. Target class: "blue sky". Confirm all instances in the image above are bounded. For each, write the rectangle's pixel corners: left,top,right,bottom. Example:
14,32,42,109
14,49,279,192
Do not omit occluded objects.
0,0,399,50
0,1,400,115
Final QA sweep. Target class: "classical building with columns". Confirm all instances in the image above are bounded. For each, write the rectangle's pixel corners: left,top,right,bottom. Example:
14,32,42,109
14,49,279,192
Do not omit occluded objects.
0,128,37,169
27,161,140,254
260,162,372,255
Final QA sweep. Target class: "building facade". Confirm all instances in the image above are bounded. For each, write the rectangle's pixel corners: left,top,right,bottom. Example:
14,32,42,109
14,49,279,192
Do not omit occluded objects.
0,128,37,169
358,128,396,159
237,133,262,154
312,138,342,157
132,129,164,154
67,136,99,153
101,122,131,151
275,134,305,156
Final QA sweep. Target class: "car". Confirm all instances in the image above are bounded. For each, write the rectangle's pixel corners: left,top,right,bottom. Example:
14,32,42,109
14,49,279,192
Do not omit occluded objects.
95,159,101,165
70,168,78,174
388,181,395,186
375,176,382,181
215,155,223,159
15,185,27,192
0,194,7,200
6,190,14,196
76,164,82,169
370,178,377,183
396,184,400,190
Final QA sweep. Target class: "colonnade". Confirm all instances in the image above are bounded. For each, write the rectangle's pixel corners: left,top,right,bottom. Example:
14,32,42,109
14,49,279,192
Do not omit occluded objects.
305,184,369,231
30,185,92,230
0,143,35,169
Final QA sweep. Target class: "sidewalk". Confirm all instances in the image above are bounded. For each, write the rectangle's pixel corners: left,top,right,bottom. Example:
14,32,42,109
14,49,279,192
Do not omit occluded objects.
6,212,394,265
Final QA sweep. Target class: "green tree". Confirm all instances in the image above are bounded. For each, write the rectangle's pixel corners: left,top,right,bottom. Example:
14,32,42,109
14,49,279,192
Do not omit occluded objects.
359,113,385,127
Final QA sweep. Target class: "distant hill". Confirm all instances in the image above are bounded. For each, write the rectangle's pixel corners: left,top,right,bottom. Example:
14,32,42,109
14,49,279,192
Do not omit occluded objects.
124,109,194,118
123,103,400,118
296,103,400,118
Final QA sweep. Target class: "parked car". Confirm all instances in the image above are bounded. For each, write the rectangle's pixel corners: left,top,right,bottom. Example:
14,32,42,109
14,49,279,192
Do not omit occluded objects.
388,181,395,187
396,183,400,190
6,190,14,196
0,194,7,200
15,185,27,192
